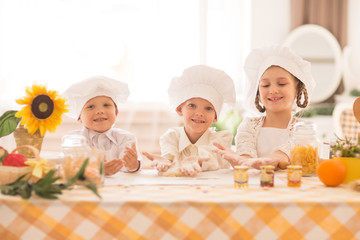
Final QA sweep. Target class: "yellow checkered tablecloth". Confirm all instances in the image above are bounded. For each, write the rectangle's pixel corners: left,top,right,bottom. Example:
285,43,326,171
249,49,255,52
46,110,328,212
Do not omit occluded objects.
1,169,360,240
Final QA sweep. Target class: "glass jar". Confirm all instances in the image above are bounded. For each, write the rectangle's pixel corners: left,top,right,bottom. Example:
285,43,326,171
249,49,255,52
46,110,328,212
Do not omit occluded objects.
234,166,249,188
62,134,104,187
287,165,302,187
290,121,320,176
260,165,275,187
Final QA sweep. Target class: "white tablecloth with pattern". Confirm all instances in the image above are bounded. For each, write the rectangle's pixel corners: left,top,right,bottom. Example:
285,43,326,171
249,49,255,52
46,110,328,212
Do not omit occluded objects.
1,169,360,240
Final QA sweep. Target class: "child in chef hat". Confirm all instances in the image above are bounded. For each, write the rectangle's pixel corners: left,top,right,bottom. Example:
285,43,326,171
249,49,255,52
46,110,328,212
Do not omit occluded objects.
214,45,316,170
62,75,141,176
143,65,236,176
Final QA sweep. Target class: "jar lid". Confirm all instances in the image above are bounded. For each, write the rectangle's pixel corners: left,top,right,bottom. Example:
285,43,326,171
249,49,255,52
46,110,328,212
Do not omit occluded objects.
287,165,302,170
260,165,275,170
234,166,249,171
293,121,317,134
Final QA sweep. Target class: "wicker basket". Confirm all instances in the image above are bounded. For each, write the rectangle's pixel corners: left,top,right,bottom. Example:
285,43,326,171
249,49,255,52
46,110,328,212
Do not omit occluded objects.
13,125,43,158
0,145,40,185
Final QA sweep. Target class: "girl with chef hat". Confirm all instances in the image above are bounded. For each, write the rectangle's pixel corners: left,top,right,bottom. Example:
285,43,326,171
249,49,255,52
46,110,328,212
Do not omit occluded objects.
214,45,316,170
143,65,236,177
62,75,141,176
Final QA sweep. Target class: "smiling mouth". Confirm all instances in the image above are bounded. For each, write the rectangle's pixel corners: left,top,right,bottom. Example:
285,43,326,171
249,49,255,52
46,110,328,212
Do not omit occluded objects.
94,118,107,122
268,97,282,101
192,119,205,123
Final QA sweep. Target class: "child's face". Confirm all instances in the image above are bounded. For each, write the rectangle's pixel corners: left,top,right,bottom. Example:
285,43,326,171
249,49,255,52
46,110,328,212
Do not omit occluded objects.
176,97,217,141
258,66,297,114
79,96,118,133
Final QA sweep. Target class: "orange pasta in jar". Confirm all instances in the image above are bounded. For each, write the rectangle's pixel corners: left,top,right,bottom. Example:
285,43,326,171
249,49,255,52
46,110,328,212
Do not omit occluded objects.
290,145,319,176
290,122,320,177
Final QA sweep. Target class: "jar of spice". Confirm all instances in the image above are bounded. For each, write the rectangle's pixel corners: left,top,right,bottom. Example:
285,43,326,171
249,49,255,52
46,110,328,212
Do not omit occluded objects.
287,165,302,187
234,166,249,188
290,121,320,176
260,165,275,187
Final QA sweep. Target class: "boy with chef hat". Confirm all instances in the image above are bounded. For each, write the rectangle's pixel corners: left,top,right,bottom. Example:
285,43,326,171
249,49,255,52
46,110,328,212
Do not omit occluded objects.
214,45,316,170
143,65,236,176
62,75,141,175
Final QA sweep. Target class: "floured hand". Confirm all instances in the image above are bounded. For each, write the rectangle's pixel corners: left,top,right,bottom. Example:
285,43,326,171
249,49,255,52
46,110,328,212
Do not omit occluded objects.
143,152,172,172
179,156,209,177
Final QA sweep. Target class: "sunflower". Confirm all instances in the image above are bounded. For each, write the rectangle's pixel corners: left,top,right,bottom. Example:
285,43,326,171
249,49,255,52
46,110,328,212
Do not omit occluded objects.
15,83,69,136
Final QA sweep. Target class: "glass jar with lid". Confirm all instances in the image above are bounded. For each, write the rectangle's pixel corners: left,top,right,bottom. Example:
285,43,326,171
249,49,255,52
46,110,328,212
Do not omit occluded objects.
234,166,249,188
260,165,275,187
290,121,320,176
62,134,104,187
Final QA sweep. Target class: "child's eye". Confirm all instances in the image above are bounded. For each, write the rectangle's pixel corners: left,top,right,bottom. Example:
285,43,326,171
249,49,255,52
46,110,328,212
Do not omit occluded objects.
104,103,112,107
188,103,196,108
87,105,94,109
206,107,213,111
260,84,269,88
279,83,287,86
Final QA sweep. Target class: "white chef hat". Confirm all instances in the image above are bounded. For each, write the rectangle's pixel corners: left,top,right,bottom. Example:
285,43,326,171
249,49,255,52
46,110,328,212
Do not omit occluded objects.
62,75,130,119
168,65,236,117
243,45,316,115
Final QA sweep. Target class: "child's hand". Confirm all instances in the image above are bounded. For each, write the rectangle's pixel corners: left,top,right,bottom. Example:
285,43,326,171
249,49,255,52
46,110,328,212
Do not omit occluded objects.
104,159,124,176
240,157,279,169
123,142,139,172
179,156,209,177
143,152,172,172
213,142,242,166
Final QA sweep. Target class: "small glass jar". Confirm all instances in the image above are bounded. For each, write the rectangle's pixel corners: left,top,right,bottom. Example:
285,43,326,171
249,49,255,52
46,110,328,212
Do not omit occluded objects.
62,134,104,187
290,121,320,176
260,165,275,187
234,166,249,188
287,165,302,187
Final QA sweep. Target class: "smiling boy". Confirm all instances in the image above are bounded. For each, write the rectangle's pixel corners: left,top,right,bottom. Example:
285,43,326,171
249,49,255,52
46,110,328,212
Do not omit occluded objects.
143,65,236,176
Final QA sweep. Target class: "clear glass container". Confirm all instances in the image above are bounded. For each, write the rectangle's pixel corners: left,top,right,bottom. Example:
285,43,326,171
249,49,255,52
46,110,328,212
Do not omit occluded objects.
260,165,275,187
287,165,302,187
62,134,104,187
290,121,320,176
234,166,249,188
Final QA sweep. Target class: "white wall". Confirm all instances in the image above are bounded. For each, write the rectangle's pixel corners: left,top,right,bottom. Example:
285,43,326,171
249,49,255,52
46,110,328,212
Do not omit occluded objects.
348,0,360,78
251,0,359,54
250,0,291,48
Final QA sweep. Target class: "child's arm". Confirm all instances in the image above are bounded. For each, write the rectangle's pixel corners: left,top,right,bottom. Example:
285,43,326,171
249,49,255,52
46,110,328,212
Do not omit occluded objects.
122,142,141,172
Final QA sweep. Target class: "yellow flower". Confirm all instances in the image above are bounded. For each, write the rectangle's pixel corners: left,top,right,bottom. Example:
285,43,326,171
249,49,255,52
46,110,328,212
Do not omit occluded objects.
15,83,68,136
25,157,52,178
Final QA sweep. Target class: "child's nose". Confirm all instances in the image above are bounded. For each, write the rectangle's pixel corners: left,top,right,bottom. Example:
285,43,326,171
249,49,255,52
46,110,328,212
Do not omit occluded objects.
96,108,104,114
269,86,279,94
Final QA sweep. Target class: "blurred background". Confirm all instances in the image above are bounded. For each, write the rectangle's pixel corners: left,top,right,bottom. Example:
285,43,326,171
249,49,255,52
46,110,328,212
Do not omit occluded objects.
0,0,359,158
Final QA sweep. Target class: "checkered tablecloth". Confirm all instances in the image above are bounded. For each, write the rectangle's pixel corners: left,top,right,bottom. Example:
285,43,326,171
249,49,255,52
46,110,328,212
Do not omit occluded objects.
1,169,360,240
340,108,360,141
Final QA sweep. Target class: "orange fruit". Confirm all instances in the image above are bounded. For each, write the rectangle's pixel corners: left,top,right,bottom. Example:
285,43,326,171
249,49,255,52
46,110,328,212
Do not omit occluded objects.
317,159,346,187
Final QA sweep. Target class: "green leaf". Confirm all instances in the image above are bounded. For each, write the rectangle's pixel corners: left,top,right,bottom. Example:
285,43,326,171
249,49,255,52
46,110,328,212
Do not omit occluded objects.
85,182,102,199
0,110,21,137
66,159,89,187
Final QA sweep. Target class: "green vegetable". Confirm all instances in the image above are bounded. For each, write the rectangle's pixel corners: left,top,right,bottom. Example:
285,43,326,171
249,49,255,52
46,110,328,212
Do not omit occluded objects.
0,159,101,199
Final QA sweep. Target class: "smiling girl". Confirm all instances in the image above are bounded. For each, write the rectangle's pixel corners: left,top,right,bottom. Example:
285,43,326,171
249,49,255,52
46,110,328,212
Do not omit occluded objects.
214,46,315,170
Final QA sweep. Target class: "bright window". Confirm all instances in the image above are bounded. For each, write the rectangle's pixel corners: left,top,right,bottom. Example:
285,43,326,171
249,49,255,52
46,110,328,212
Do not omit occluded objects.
0,0,250,109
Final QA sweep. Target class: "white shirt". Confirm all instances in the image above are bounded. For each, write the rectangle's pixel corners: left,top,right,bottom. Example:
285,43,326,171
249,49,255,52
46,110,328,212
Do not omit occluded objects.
235,116,297,158
160,127,232,171
257,127,290,157
69,127,141,169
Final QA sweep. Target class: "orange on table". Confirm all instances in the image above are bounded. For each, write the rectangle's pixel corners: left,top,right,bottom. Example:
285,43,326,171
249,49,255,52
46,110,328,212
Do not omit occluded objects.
317,159,346,187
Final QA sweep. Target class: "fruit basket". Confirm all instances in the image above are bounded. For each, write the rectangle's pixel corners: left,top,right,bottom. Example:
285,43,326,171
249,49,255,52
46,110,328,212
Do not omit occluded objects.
0,145,40,185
